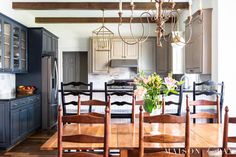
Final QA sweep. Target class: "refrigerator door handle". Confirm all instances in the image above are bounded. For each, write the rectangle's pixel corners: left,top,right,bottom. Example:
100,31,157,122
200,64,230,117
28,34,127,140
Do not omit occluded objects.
54,60,59,100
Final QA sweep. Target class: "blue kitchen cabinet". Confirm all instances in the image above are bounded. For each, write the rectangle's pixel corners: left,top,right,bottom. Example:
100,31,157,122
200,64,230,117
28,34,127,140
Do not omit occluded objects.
0,94,41,149
0,13,28,73
10,109,20,144
0,103,9,148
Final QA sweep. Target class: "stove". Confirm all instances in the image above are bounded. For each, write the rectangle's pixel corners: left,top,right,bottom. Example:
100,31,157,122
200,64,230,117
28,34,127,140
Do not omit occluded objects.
107,79,135,89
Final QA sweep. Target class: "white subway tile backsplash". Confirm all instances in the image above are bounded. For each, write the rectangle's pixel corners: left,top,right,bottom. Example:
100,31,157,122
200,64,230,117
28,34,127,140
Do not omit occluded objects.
0,73,16,95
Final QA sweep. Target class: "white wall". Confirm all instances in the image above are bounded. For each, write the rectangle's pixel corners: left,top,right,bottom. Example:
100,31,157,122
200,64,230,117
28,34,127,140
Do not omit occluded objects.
218,0,236,116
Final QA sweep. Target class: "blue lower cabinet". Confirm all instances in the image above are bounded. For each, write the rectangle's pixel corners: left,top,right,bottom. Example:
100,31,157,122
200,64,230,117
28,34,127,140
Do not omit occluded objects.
0,94,41,149
27,105,34,132
11,109,20,144
0,103,9,148
19,108,28,136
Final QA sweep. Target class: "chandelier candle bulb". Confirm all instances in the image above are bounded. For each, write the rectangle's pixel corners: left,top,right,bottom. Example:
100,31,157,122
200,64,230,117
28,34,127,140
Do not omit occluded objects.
199,0,202,10
119,0,122,13
130,0,134,5
189,0,192,18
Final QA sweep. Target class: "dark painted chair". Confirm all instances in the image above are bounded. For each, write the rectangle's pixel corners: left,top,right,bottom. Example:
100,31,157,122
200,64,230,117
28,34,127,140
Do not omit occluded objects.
61,82,93,116
162,85,183,116
193,80,224,122
105,81,136,123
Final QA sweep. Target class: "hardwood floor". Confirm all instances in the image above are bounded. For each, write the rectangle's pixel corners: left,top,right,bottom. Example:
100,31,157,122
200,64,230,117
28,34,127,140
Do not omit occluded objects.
0,130,57,157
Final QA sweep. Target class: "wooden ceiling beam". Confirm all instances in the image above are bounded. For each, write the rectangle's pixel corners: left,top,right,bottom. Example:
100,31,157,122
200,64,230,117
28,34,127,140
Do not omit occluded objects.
35,17,176,24
13,2,189,10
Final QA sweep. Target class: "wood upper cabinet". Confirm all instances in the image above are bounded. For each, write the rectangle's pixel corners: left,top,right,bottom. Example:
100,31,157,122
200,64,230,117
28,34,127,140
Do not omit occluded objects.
156,38,168,74
111,38,138,59
185,8,212,74
139,37,156,75
111,38,123,59
92,38,109,73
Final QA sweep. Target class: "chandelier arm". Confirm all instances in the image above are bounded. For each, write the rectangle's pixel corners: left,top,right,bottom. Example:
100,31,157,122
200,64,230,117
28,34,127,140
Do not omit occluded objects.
171,10,193,44
118,11,152,45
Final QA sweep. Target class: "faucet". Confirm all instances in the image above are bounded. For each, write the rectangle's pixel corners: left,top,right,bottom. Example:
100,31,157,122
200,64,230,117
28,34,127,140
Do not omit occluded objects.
180,75,190,89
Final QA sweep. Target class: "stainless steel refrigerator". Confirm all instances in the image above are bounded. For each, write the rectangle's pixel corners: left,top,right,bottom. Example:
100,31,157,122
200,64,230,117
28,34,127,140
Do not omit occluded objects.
41,56,58,129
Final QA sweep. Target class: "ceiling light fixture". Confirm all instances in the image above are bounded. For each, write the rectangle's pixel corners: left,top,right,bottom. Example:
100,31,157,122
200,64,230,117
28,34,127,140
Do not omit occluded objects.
118,0,197,47
92,10,114,50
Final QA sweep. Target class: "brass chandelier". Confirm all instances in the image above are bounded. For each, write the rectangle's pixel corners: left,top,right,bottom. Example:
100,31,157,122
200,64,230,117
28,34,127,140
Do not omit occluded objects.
118,0,199,47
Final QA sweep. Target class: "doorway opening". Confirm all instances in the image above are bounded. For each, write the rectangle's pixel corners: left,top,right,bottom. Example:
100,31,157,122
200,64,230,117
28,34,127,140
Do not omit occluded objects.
62,51,88,89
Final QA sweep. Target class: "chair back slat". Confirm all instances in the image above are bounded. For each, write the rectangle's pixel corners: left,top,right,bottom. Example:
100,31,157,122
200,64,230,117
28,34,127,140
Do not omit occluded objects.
135,100,144,105
64,101,77,106
189,99,219,106
62,114,104,124
191,112,217,119
62,134,104,143
144,134,185,143
111,101,132,106
229,118,236,123
228,137,236,143
81,100,109,106
144,114,186,123
108,91,133,96
63,152,103,157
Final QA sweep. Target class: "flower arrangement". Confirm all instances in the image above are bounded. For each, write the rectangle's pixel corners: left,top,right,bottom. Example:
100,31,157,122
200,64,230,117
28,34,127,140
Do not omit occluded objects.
134,71,183,113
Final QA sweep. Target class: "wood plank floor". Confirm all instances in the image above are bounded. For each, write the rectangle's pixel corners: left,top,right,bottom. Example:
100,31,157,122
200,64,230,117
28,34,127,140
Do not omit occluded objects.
0,130,57,157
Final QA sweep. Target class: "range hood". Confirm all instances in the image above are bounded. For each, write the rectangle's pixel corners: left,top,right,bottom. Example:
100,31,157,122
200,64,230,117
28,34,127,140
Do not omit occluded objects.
110,59,138,67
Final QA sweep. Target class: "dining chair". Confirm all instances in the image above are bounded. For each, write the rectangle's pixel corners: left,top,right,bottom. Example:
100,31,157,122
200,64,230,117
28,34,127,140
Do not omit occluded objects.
57,104,110,157
105,82,135,123
61,81,93,116
187,95,220,123
138,105,190,157
162,85,183,116
193,80,224,122
223,106,236,157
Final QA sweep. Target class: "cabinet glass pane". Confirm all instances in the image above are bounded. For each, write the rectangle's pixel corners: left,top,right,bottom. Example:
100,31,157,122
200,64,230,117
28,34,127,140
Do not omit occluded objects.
4,22,11,69
13,26,20,69
21,30,26,70
0,20,2,69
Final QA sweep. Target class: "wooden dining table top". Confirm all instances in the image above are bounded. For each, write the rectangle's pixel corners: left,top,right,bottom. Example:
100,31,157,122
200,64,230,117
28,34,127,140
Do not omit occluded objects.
41,122,236,151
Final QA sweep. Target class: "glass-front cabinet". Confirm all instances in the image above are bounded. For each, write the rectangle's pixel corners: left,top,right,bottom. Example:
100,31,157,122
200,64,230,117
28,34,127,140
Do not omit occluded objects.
20,29,27,71
3,21,11,71
13,25,20,71
0,13,27,73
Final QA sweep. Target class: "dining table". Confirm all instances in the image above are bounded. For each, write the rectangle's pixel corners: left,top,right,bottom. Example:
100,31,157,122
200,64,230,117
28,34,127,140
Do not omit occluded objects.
41,122,236,157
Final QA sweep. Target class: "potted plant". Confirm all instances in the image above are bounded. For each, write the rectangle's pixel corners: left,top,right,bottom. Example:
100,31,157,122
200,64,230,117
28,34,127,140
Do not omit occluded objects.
134,71,182,114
